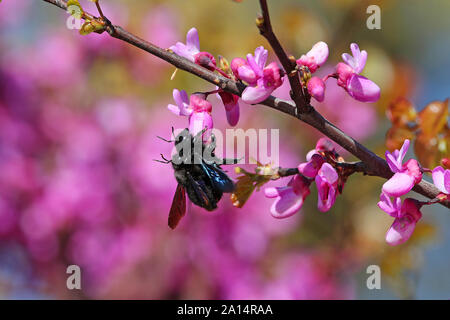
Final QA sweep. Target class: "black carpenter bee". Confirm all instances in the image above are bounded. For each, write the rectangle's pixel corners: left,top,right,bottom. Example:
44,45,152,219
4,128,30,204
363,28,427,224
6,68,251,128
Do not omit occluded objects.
157,129,237,229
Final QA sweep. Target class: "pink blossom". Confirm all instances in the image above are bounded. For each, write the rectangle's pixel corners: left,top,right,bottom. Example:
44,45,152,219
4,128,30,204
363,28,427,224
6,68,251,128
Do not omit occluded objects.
167,89,213,137
307,77,326,102
169,28,216,71
296,41,329,73
169,27,200,62
335,43,380,103
315,163,339,212
378,194,423,246
233,46,284,104
382,139,422,197
432,166,450,195
264,175,311,219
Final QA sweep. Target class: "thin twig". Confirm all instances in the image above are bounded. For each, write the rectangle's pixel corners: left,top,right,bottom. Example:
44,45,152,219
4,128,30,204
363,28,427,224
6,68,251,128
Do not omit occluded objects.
257,0,309,114
40,0,450,209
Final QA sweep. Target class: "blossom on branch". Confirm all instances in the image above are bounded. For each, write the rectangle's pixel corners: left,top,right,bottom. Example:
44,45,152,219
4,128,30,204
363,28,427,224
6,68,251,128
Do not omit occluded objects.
334,43,380,103
382,139,422,197
315,163,339,212
378,193,423,246
231,46,284,104
169,27,216,70
264,174,311,219
168,89,213,138
296,41,329,102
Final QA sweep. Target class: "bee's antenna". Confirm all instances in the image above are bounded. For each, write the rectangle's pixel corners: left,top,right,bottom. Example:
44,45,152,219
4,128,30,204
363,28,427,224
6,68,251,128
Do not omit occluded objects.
153,154,172,164
171,126,175,139
156,135,173,143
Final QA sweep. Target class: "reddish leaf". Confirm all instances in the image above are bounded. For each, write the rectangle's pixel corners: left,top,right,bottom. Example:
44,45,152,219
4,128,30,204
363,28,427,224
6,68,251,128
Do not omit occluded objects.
417,100,448,136
385,126,414,152
386,98,417,127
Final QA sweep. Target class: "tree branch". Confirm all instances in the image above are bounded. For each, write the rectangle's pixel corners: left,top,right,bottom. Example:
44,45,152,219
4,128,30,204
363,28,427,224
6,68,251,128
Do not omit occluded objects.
257,0,309,113
41,0,450,209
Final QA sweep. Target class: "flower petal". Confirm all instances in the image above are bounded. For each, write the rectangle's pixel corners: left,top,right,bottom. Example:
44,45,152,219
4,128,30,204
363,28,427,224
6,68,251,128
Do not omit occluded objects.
342,53,357,72
386,151,402,173
264,187,281,198
237,65,258,85
382,172,415,197
269,187,304,219
307,41,329,67
307,77,325,102
241,82,273,104
254,46,268,71
318,163,338,184
226,104,240,127
346,74,380,103
298,154,324,178
189,111,213,139
186,27,200,52
432,166,448,194
398,139,410,165
445,170,450,194
385,216,416,246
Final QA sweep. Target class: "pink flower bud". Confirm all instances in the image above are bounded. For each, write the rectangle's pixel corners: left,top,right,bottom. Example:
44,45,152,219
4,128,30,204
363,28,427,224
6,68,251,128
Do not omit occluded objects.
296,41,329,73
307,77,325,102
194,51,216,71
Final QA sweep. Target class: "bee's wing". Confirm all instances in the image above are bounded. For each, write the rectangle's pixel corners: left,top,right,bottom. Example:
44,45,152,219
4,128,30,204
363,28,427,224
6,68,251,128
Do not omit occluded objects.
168,184,186,229
201,163,235,193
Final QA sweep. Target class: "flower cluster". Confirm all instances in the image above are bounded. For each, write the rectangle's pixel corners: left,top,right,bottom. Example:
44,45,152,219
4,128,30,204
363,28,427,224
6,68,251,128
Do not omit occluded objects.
377,139,449,246
169,28,241,129
297,42,380,103
167,29,380,141
167,28,446,250
264,138,345,218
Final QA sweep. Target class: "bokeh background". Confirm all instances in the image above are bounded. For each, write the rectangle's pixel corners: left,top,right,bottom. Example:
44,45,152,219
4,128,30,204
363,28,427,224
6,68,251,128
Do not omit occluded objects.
0,0,449,299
